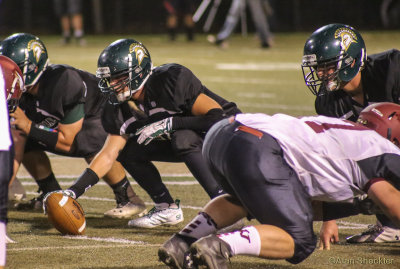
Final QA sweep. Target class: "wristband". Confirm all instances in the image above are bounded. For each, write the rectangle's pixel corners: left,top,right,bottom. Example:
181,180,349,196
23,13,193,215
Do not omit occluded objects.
28,123,58,150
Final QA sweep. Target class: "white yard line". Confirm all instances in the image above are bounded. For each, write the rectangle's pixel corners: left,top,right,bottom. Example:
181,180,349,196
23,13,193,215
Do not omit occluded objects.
8,243,160,252
25,191,203,210
216,62,299,71
336,220,370,229
63,235,146,244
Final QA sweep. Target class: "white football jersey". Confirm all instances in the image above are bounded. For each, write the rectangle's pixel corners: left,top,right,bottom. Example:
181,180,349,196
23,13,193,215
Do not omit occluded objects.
235,113,400,202
0,66,12,151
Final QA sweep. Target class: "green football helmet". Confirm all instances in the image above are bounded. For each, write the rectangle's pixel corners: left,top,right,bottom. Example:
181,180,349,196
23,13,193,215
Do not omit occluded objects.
0,33,49,89
96,39,152,103
301,24,367,95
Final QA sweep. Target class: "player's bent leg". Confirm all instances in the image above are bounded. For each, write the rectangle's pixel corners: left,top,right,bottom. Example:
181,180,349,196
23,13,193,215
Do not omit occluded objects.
17,151,61,210
99,161,147,219
203,122,316,264
189,225,295,269
171,130,224,199
158,195,247,268
368,180,400,227
203,195,247,228
347,181,400,243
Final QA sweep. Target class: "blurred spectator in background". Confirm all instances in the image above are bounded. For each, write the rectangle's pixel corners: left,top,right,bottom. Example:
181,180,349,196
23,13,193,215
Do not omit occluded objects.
207,0,273,49
53,0,86,46
163,0,196,41
381,0,400,28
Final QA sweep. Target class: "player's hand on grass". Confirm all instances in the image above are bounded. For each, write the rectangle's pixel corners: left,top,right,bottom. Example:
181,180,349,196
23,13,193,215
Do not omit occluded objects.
318,220,339,250
135,117,173,145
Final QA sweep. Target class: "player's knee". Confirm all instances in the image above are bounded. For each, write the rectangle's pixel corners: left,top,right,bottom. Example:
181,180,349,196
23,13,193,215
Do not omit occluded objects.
286,234,316,264
171,130,203,155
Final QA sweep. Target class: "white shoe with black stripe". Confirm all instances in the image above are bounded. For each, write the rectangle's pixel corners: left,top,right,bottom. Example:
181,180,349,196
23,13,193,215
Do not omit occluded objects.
128,199,183,228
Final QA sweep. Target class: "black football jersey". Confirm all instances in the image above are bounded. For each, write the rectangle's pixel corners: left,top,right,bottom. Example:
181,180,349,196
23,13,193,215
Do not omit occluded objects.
20,64,109,157
102,63,240,135
315,49,400,122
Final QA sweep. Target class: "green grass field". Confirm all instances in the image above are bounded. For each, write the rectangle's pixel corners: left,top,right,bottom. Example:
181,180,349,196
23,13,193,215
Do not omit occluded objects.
5,32,400,268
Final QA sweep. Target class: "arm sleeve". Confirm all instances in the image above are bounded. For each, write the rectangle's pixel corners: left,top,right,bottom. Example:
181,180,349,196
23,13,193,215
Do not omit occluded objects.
322,202,360,221
171,108,225,132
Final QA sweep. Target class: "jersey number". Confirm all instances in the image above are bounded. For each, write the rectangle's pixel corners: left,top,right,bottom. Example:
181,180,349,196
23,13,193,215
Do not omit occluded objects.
305,121,368,133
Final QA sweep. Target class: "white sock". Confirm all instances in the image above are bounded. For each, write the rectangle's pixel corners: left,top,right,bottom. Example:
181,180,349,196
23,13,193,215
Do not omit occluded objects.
218,226,261,256
74,29,84,38
179,212,218,240
0,222,6,266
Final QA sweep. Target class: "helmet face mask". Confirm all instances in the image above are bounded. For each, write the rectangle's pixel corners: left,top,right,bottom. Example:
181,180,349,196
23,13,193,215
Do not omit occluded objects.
357,102,400,147
0,55,25,113
0,33,49,90
301,24,366,95
97,39,152,104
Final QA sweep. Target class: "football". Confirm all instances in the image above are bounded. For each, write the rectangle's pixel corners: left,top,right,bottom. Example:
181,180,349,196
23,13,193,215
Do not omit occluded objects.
45,192,86,235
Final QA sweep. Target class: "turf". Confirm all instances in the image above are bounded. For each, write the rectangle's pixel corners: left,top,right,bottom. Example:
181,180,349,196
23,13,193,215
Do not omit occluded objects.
6,32,400,268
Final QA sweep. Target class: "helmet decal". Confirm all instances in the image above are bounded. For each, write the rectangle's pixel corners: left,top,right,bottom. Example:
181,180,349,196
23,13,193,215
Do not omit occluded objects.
27,39,45,62
371,107,384,117
334,27,358,52
129,43,148,65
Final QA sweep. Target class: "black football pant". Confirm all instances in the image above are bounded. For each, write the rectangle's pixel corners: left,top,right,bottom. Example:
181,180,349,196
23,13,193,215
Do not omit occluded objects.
0,145,14,223
203,119,316,264
117,129,224,204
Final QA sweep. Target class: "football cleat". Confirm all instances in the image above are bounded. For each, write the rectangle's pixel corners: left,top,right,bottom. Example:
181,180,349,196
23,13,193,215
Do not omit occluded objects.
104,200,147,219
346,221,400,243
127,199,183,228
8,178,26,202
189,234,232,269
158,234,192,269
14,194,44,211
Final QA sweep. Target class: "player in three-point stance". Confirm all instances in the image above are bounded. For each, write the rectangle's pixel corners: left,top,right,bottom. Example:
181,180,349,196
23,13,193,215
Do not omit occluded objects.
0,33,146,218
57,38,242,229
159,103,400,268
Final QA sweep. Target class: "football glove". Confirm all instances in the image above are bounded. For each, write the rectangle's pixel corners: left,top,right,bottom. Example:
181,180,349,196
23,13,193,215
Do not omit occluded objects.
135,117,173,145
42,189,77,214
